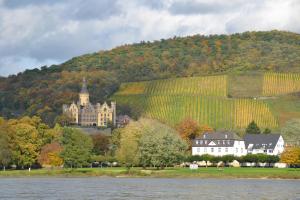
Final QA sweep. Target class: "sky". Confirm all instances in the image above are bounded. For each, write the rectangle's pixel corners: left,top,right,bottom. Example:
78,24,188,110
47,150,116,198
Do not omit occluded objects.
0,0,299,77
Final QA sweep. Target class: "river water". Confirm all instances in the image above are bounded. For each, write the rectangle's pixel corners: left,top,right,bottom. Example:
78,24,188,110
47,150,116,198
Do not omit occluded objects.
0,177,299,200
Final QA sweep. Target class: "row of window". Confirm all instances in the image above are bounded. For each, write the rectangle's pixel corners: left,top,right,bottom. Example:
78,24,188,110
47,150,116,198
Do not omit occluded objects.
196,147,244,154
195,140,232,145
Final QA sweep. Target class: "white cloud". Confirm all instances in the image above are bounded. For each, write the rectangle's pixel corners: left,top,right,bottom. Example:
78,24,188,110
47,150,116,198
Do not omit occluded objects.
0,0,299,76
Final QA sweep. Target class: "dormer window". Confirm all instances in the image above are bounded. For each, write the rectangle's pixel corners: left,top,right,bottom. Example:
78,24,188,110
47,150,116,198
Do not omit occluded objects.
225,134,228,139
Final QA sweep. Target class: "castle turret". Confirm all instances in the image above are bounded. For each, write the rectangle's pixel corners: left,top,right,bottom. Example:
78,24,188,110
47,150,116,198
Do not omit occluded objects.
79,77,89,106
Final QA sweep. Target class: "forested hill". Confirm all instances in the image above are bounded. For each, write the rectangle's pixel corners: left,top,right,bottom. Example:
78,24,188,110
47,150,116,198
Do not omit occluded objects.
0,30,300,126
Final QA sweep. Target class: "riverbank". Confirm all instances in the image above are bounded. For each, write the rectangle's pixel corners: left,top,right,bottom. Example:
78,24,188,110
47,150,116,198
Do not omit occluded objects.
1,167,300,179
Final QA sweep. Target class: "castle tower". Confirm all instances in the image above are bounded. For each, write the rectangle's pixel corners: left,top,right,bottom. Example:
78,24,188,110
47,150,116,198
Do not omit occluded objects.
111,101,117,126
79,77,89,106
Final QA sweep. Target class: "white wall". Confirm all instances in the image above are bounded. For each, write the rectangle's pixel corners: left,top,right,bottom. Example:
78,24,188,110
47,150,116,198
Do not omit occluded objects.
192,140,246,157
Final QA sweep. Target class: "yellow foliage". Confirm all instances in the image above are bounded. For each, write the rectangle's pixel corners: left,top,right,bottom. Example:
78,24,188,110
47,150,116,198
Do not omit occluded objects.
280,147,300,165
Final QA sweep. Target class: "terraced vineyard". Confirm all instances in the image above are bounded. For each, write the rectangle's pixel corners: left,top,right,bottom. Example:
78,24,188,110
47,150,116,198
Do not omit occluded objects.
262,73,300,96
112,75,281,129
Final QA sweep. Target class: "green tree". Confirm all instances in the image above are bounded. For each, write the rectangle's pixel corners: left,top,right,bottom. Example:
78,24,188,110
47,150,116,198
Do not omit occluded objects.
138,121,187,169
60,127,93,168
263,128,271,134
116,120,145,168
245,121,261,134
91,134,110,155
0,126,12,170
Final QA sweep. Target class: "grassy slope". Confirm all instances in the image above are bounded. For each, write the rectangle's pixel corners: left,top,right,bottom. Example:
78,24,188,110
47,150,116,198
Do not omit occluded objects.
1,167,300,179
112,73,300,139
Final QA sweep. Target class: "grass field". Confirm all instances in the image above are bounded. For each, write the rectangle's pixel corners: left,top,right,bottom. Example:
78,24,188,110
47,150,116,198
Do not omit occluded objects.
0,167,299,179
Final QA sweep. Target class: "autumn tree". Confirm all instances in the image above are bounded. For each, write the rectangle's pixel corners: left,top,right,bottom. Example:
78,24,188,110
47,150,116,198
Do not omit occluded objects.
116,120,145,168
0,124,12,170
8,121,42,169
280,147,300,166
38,142,63,168
177,118,212,148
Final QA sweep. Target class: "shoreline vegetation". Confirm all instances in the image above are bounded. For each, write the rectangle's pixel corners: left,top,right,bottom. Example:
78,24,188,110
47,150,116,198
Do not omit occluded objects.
1,167,300,179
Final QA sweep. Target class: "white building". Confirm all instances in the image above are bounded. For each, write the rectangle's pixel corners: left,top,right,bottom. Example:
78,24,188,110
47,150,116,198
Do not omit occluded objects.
192,132,247,157
244,134,284,156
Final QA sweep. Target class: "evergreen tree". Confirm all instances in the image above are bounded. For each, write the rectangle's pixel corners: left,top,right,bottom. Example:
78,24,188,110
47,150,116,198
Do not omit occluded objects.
245,121,261,134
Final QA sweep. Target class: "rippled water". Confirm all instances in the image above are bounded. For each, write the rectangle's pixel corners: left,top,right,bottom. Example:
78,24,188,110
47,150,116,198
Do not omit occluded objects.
0,177,299,200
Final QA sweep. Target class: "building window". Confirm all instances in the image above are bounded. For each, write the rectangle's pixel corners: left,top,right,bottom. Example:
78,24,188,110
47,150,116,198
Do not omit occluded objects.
236,148,238,153
217,140,220,145
196,140,199,145
223,140,225,145
241,148,243,153
218,148,221,153
211,148,214,153
204,148,207,153
227,141,230,145
197,148,200,153
204,140,207,144
268,149,273,153
225,148,228,153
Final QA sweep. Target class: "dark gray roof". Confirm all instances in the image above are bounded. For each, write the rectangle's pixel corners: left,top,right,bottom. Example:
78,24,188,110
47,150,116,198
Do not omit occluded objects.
192,131,242,147
80,77,88,94
244,134,281,150
197,131,242,140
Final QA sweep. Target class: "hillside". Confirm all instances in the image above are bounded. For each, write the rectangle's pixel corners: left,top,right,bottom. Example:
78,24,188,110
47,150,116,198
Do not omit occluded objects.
111,73,300,143
0,30,300,127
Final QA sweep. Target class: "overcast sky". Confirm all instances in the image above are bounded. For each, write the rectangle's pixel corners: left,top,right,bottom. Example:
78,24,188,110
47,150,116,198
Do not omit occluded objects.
0,0,299,77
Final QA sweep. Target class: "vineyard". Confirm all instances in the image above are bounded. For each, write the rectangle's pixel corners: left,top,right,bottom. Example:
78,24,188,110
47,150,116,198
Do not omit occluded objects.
112,75,282,129
262,73,300,96
115,75,227,97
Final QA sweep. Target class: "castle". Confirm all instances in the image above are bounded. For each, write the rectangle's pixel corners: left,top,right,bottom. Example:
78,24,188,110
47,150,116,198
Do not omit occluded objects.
63,78,116,127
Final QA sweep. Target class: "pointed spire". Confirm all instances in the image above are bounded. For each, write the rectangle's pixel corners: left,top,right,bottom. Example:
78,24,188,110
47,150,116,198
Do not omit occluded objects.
80,77,88,94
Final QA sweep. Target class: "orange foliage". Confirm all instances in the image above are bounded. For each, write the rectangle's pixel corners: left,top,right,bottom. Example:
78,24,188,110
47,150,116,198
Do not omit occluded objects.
38,142,63,167
176,118,213,148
